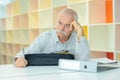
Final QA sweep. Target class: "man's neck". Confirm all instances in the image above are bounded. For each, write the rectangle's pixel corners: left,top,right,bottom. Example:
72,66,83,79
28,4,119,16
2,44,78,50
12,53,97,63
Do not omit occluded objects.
59,38,68,44
58,35,71,44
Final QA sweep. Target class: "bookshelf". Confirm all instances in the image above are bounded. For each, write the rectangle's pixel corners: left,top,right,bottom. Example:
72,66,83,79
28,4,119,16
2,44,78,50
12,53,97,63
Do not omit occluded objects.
39,0,51,9
20,0,28,14
29,12,39,29
20,14,29,29
68,1,88,25
0,0,120,64
39,9,53,29
29,0,38,12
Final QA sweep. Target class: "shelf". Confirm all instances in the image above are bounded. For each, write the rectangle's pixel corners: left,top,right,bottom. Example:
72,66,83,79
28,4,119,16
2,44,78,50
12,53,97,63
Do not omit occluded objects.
13,30,21,43
20,14,29,29
90,51,107,58
0,43,7,55
115,24,120,51
39,0,51,9
90,51,114,60
6,17,13,30
115,0,120,23
0,54,7,64
115,53,120,61
0,18,6,30
39,9,53,29
89,25,114,51
89,0,113,24
13,16,20,29
20,0,28,14
6,30,13,43
68,2,88,25
0,6,6,18
52,0,67,7
6,43,13,57
90,49,114,52
13,44,20,56
68,0,81,3
29,29,39,43
39,28,53,34
0,31,6,43
29,0,38,12
0,54,13,64
29,12,39,29
20,30,29,44
6,56,13,64
6,4,13,17
12,0,20,15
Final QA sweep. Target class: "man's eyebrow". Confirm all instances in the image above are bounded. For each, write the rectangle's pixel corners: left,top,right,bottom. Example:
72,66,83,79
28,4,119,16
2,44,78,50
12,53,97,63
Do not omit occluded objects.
58,20,70,25
65,24,70,25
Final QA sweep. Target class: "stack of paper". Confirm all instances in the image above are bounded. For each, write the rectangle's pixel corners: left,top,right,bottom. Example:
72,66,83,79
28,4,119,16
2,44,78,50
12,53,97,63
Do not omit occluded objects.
90,58,118,64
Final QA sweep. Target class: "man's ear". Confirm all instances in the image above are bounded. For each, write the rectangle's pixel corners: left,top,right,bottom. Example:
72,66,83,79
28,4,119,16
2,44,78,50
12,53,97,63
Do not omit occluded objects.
70,22,75,31
70,23,74,31
72,24,74,30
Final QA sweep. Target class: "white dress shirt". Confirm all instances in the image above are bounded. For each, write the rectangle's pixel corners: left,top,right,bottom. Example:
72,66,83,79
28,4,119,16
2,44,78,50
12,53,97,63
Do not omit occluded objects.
15,30,90,60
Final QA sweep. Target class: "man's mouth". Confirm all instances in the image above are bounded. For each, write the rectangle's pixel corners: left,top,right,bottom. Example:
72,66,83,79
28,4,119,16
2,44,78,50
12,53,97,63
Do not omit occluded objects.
56,30,67,36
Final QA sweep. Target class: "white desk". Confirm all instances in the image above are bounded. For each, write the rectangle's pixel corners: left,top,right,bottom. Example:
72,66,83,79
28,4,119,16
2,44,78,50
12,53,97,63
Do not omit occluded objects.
0,64,74,78
0,64,120,80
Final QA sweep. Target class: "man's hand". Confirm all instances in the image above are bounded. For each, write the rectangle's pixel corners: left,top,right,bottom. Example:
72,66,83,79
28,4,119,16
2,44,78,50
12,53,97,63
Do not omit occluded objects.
70,21,84,40
14,57,28,67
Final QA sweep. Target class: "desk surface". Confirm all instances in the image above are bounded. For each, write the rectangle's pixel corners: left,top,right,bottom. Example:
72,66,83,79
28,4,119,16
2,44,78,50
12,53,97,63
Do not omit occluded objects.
0,64,120,80
0,64,74,78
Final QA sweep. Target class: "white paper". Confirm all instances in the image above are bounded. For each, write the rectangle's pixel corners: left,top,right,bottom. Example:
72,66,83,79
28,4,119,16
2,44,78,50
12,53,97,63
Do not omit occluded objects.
90,58,117,64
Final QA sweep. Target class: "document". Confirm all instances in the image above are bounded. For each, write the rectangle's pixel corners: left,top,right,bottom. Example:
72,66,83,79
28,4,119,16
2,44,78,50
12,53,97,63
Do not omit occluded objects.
90,57,118,64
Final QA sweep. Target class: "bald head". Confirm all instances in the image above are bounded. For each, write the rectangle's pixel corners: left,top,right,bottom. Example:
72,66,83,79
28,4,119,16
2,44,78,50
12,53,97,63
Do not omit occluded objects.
58,8,78,21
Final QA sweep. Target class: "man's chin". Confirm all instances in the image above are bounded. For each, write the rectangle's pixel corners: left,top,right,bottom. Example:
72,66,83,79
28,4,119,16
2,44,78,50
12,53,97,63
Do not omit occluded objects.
58,33,68,38
60,33,67,37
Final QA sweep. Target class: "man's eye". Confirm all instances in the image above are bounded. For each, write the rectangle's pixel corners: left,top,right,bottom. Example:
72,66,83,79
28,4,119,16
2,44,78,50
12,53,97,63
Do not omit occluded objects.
58,21,62,25
65,24,70,28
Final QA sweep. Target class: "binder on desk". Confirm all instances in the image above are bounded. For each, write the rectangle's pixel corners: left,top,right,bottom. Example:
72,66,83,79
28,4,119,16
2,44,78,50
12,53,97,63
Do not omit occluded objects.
25,53,74,66
58,59,119,72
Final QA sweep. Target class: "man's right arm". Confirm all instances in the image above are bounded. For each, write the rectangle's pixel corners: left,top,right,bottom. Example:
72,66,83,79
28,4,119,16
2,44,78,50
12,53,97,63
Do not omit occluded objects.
14,34,45,67
14,38,41,67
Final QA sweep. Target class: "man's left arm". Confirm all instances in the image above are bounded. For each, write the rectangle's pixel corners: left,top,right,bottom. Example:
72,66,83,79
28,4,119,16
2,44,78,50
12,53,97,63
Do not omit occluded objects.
71,21,90,60
74,36,90,60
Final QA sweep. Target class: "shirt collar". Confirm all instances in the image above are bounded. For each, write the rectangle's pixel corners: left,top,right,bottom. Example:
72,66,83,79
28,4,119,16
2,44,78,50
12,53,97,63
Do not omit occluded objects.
54,30,60,43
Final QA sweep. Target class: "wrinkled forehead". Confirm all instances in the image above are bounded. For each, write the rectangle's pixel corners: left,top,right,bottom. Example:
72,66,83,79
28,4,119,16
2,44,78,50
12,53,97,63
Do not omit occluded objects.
58,9,78,20
58,13,74,23
59,12,75,19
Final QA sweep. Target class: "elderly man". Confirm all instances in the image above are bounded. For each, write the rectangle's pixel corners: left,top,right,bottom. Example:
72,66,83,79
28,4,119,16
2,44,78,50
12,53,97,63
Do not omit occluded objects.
14,8,90,67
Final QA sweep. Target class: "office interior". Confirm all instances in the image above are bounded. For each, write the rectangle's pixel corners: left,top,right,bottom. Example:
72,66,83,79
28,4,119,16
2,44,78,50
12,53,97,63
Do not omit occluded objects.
0,0,120,64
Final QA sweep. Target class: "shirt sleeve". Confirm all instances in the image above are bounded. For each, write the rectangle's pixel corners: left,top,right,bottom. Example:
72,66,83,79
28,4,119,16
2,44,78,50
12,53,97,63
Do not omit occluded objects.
15,33,45,58
74,36,90,61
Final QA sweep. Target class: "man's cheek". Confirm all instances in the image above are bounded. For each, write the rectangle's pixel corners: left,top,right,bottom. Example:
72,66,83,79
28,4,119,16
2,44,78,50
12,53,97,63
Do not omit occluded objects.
56,26,61,30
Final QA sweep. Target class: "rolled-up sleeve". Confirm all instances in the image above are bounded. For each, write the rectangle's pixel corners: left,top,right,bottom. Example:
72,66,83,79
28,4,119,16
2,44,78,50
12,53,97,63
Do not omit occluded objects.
74,36,90,60
15,34,45,58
